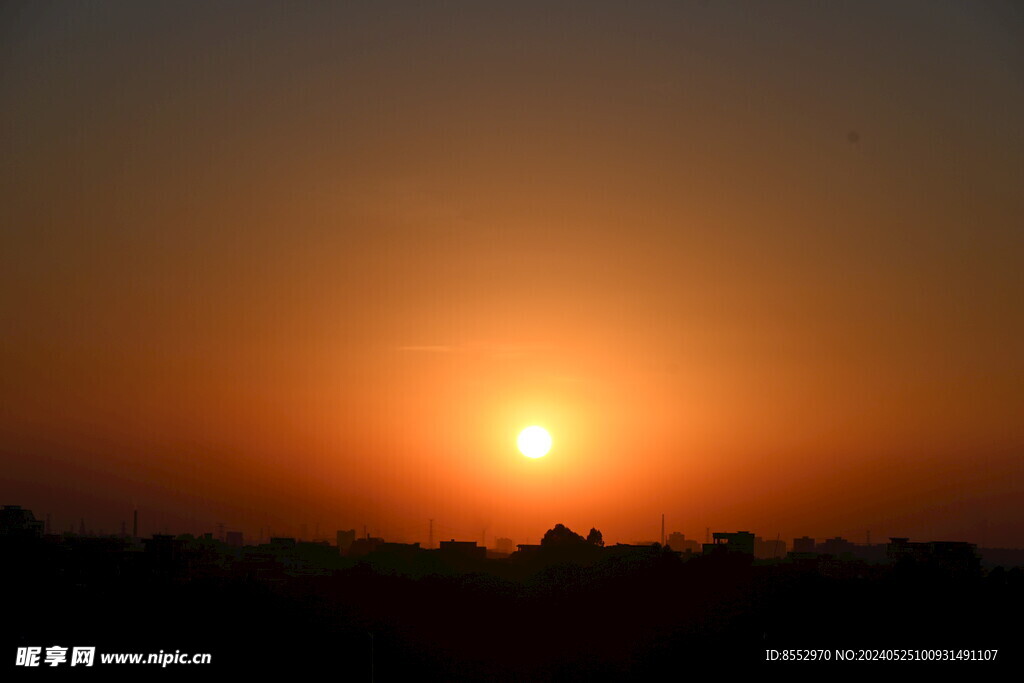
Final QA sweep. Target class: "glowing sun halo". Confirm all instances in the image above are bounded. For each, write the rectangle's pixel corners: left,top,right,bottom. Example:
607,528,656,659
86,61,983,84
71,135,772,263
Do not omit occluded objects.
518,426,552,459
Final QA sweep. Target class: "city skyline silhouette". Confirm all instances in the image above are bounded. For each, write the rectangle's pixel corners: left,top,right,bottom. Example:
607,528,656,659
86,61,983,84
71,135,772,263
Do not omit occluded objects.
3,502,1019,675
3,1,1022,675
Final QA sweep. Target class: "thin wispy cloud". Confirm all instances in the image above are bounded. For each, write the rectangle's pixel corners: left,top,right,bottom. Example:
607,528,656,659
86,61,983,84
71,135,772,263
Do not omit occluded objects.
395,343,548,358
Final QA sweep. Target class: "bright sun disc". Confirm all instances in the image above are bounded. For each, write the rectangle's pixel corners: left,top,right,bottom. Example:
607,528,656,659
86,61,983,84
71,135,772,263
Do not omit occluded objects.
517,426,552,458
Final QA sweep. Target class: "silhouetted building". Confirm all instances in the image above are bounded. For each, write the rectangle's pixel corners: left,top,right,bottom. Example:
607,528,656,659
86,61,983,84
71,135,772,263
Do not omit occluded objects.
336,529,356,553
226,531,243,548
439,539,486,561
142,534,186,578
607,543,664,557
293,541,338,572
377,542,422,562
665,532,700,554
792,536,815,553
755,536,787,559
495,537,516,555
0,505,44,538
703,531,755,555
512,544,543,559
819,537,855,556
978,547,1024,569
348,537,384,557
237,546,289,582
887,537,981,577
851,543,889,564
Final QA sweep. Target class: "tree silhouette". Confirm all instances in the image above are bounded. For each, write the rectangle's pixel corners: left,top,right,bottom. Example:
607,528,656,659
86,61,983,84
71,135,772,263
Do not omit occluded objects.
586,528,604,547
541,524,585,546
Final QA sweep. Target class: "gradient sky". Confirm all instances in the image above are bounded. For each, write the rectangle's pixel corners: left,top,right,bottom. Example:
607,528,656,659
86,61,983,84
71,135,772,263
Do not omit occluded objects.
2,1,1022,547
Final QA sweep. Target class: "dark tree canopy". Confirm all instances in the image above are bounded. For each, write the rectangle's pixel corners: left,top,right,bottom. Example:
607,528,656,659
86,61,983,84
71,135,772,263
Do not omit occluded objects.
541,524,586,546
586,528,604,547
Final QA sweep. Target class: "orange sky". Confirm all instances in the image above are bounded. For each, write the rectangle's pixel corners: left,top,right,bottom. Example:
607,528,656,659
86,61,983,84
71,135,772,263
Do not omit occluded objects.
2,2,1022,546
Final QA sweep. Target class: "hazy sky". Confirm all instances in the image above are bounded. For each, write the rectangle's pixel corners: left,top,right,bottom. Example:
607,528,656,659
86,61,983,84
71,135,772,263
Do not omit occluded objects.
2,1,1022,546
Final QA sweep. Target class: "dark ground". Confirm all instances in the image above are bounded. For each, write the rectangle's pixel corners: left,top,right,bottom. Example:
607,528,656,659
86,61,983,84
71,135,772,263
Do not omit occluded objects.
4,540,1021,679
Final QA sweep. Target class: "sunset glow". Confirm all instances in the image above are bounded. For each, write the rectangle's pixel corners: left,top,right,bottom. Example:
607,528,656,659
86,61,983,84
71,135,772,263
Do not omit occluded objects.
1,2,1021,550
4,6,1022,676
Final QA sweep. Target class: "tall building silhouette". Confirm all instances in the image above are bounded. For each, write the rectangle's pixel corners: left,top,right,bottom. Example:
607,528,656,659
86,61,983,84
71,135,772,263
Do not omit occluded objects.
0,505,44,538
336,529,356,553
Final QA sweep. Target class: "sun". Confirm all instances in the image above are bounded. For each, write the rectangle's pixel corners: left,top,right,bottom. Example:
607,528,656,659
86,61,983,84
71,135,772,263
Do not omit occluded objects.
517,426,552,459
